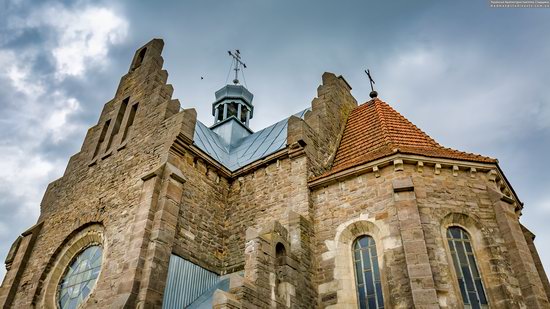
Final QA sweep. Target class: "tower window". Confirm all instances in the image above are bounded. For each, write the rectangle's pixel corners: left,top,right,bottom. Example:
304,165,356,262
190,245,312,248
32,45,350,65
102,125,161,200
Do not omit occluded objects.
447,227,488,308
353,235,384,309
240,106,249,123
216,105,224,122
227,102,238,118
131,48,147,71
105,97,129,150
93,119,110,159
276,242,286,265
121,103,138,143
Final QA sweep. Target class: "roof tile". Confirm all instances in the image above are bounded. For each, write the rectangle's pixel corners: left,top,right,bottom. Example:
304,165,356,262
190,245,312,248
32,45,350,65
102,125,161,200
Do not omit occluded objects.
315,98,496,180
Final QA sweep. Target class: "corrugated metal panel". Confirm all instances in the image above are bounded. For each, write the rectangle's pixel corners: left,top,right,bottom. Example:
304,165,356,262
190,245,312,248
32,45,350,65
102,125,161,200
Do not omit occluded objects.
162,255,219,309
193,108,310,171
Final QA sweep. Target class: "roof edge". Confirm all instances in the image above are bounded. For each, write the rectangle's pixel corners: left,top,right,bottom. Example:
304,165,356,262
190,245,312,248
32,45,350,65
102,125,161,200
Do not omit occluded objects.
309,153,499,188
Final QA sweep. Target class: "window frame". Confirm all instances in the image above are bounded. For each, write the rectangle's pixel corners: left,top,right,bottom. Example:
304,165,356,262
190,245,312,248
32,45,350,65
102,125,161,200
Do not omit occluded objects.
352,234,385,309
443,224,489,309
38,225,105,309
331,220,388,308
57,244,103,309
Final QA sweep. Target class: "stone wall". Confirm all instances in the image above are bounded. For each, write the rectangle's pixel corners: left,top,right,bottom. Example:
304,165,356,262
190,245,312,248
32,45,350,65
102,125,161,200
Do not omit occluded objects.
287,72,357,178
0,39,198,308
167,150,229,273
312,162,413,308
224,155,310,274
311,159,550,308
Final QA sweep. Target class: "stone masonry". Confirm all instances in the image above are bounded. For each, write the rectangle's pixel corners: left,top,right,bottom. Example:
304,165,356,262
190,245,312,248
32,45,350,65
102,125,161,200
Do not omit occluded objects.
1,39,549,308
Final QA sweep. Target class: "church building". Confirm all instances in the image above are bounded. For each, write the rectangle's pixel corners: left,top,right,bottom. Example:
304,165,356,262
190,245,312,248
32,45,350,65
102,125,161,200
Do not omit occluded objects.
1,39,549,308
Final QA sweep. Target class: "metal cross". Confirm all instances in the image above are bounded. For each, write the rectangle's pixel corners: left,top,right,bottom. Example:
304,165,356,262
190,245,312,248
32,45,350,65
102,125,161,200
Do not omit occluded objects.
364,69,375,92
364,69,378,98
228,50,247,85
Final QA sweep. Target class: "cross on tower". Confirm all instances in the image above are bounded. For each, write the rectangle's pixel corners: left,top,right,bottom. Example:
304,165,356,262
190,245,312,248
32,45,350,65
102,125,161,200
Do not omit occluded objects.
364,69,378,98
228,50,247,85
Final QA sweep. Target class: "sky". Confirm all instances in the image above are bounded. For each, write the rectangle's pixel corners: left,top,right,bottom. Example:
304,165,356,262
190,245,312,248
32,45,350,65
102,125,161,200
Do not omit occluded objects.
0,0,549,282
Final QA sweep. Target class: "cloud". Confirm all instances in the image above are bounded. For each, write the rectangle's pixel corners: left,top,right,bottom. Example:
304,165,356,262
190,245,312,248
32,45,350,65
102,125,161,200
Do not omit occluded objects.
6,59,45,96
0,1,129,280
378,44,549,151
21,4,128,78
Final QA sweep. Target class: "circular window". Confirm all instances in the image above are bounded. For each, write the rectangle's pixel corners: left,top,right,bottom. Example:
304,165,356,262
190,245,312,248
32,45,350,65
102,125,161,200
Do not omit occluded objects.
57,245,103,309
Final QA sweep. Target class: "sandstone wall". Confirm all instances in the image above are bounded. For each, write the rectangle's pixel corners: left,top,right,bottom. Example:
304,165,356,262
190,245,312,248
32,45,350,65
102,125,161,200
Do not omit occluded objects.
224,155,310,273
311,160,548,308
0,39,198,308
167,151,228,273
287,73,356,178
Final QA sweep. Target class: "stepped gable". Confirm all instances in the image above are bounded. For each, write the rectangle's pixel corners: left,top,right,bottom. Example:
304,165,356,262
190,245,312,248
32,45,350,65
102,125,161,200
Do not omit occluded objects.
318,97,496,178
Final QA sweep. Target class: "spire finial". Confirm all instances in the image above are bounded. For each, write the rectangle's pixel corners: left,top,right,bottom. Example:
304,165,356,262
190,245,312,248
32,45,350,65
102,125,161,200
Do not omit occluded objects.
228,50,247,85
364,69,378,98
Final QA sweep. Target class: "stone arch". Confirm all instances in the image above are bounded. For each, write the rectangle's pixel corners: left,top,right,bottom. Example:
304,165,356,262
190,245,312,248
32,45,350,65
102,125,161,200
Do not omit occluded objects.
332,218,388,307
439,212,500,308
33,223,106,309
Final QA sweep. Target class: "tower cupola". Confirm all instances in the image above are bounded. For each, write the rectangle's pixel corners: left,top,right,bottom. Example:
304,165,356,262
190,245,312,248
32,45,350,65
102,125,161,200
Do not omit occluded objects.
210,50,254,147
211,84,254,127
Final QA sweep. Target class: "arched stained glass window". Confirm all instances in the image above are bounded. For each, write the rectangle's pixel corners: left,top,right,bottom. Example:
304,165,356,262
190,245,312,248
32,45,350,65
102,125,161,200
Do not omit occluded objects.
58,245,103,309
353,235,384,309
447,227,488,308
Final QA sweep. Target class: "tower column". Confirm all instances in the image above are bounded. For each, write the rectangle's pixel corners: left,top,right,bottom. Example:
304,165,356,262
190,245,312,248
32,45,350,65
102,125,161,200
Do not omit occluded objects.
392,176,439,308
223,104,228,119
489,188,550,308
237,103,242,120
214,105,219,123
246,111,250,126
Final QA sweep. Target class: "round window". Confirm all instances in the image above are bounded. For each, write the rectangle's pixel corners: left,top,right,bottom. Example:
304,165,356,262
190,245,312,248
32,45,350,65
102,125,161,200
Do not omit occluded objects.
57,245,103,308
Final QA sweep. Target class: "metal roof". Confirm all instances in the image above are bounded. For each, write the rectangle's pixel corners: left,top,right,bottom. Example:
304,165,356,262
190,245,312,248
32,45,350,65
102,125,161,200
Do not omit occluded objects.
162,255,219,308
186,277,231,309
193,108,309,171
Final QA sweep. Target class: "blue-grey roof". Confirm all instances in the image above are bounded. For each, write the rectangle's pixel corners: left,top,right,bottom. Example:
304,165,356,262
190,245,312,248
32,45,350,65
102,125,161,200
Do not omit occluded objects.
193,108,309,171
186,277,230,309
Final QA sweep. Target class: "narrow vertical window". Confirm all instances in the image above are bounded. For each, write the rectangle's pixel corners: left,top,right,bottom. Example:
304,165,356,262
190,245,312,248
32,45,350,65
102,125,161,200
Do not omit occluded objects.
217,105,224,122
353,235,384,309
105,97,129,150
93,119,110,158
447,227,488,308
131,48,147,71
121,103,138,143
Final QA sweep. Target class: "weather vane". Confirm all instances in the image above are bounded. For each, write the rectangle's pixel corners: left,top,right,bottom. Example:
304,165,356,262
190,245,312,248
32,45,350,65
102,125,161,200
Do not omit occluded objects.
228,50,247,85
364,69,378,98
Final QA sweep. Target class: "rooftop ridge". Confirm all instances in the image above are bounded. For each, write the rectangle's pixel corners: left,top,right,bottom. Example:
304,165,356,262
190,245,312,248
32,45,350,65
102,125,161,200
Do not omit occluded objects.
373,99,393,148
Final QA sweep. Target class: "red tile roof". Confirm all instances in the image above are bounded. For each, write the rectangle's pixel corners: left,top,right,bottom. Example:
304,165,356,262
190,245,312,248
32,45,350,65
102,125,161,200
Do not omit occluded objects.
316,98,496,180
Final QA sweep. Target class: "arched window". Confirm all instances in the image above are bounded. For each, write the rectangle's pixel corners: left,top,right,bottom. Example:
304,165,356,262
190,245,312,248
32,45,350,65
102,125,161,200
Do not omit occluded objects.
447,227,488,308
131,47,147,71
353,235,384,309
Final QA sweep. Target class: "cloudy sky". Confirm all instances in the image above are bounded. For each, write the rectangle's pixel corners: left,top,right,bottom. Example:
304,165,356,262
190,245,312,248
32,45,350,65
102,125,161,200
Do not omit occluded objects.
1,0,549,281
